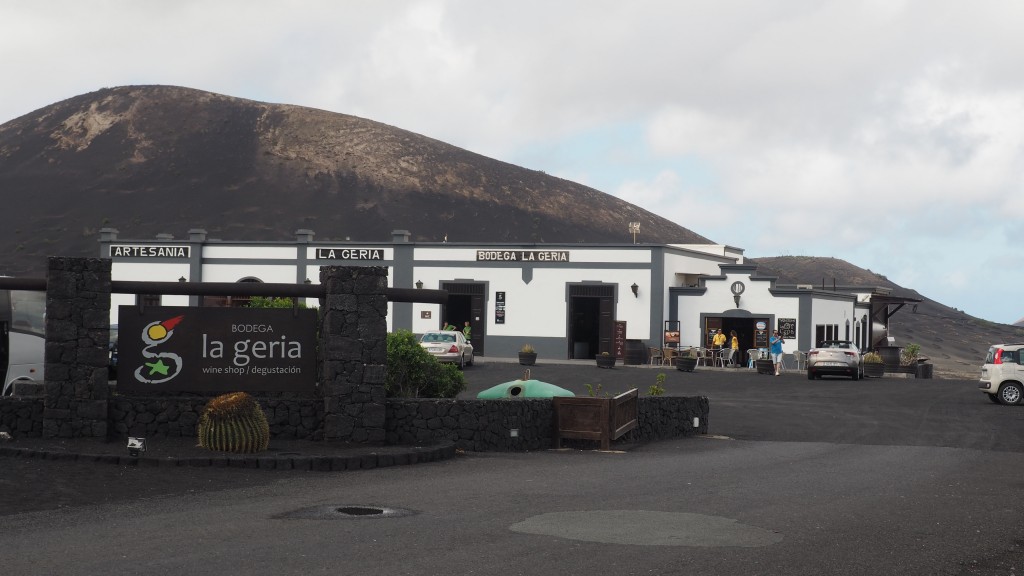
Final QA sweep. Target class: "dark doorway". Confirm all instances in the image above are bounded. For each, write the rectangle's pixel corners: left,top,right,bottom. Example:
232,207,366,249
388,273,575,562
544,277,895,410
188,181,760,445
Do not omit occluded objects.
568,284,615,359
705,316,770,366
442,282,486,356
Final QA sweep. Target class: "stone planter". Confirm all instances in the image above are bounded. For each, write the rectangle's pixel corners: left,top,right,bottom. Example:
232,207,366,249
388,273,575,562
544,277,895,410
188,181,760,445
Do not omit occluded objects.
675,356,698,372
863,362,885,378
596,355,616,369
518,352,537,366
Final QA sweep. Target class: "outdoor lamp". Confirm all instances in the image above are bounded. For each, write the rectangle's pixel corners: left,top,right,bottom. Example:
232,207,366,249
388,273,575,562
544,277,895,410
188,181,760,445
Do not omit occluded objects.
415,280,423,289
127,437,146,457
630,283,639,298
178,276,186,283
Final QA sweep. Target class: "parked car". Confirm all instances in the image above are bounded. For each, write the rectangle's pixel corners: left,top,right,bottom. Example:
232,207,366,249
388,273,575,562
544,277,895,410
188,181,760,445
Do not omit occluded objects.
807,340,863,380
979,343,1024,405
419,330,474,368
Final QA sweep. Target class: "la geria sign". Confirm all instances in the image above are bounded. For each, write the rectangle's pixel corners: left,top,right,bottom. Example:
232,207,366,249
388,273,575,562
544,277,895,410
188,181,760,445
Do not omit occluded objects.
117,306,317,393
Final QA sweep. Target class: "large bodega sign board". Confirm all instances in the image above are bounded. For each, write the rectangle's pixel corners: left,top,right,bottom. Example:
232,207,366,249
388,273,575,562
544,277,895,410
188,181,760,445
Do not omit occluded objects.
117,306,317,393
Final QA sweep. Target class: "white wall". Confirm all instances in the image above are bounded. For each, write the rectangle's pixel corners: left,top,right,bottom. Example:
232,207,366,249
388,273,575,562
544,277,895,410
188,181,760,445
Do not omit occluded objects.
205,246,297,259
411,266,651,339
110,262,191,324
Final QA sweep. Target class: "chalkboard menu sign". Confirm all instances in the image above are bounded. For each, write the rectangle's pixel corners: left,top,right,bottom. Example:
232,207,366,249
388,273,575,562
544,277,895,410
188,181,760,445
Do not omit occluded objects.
614,321,627,358
495,292,506,324
778,318,796,340
754,329,769,348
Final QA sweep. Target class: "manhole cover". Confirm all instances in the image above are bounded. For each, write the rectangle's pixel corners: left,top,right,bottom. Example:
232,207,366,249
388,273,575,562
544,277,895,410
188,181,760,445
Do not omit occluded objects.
273,505,415,520
336,506,383,516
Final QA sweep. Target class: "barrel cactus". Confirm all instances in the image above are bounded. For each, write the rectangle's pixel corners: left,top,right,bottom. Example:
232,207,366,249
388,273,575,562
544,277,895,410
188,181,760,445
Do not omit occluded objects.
197,392,270,453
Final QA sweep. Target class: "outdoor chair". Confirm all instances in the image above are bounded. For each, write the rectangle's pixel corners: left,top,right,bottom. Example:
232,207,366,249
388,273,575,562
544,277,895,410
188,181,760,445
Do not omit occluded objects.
662,347,678,366
648,347,663,365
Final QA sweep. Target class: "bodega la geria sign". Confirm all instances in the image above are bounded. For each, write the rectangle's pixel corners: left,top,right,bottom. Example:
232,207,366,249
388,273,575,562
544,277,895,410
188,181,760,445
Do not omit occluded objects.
117,306,317,393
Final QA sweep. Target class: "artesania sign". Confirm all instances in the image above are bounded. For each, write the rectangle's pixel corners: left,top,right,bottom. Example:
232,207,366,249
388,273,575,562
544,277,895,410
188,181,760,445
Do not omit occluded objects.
109,245,191,258
476,250,569,262
315,248,384,260
116,306,317,393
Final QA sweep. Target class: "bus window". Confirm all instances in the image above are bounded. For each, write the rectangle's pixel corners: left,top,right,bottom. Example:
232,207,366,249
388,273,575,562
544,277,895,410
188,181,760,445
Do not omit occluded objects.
3,290,46,395
11,290,45,338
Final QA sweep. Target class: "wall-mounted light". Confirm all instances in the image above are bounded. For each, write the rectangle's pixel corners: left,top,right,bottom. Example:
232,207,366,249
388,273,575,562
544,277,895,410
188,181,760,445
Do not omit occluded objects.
127,437,146,457
630,283,639,298
415,280,423,289
304,278,312,285
178,276,187,283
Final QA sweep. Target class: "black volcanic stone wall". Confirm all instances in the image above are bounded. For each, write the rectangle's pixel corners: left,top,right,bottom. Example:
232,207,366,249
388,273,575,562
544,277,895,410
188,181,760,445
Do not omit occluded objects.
107,395,323,440
385,396,709,452
42,257,111,438
320,266,388,443
0,397,44,437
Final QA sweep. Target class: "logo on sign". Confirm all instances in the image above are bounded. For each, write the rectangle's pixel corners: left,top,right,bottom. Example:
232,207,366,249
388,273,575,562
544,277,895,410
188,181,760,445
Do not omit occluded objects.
134,315,185,384
756,321,767,330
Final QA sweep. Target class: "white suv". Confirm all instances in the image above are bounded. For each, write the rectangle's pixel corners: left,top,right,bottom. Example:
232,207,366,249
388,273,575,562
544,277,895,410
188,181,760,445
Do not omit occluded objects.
979,344,1024,405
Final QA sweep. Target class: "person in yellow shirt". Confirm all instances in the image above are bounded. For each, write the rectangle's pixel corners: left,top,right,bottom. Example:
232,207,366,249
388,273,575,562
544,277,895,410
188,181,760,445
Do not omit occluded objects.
712,329,727,350
729,330,739,366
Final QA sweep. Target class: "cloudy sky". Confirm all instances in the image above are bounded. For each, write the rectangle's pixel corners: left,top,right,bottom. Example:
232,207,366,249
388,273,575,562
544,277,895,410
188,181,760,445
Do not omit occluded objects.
3,1,1023,324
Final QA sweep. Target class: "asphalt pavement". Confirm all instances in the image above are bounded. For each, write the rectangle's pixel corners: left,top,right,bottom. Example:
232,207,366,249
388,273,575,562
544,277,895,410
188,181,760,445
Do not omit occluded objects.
2,359,1022,576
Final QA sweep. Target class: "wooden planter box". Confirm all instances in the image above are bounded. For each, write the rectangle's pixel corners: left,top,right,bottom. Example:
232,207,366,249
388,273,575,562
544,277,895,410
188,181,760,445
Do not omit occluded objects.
553,388,638,450
518,352,537,366
595,355,616,369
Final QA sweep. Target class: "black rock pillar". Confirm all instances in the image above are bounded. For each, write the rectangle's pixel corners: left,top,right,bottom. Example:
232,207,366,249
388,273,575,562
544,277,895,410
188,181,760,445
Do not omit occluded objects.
319,266,388,443
43,257,111,438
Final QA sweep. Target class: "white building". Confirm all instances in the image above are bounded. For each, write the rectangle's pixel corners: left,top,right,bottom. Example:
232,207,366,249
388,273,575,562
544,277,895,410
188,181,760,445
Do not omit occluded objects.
100,228,907,362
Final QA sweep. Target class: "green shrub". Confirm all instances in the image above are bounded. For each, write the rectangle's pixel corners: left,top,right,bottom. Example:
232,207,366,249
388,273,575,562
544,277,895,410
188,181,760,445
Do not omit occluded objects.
246,296,310,309
863,352,883,364
648,373,666,396
900,343,921,365
197,392,270,453
386,330,466,398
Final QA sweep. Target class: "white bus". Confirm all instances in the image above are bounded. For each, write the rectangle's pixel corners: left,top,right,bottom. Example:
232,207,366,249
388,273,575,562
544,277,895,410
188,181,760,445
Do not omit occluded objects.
1,289,45,396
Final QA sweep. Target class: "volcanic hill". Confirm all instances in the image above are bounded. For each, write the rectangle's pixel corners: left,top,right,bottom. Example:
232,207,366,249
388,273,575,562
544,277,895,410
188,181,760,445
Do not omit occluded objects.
0,85,709,278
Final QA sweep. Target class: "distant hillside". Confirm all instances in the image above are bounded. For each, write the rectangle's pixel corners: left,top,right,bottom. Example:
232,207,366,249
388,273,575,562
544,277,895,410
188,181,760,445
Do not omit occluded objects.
0,85,710,278
752,256,1024,378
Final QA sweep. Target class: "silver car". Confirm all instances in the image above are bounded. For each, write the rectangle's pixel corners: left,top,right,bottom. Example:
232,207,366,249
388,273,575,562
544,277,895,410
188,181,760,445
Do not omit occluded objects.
807,340,863,380
419,330,474,368
979,343,1024,405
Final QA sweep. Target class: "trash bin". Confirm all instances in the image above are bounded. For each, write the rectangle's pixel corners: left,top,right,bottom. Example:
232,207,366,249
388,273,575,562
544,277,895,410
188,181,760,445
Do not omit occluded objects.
477,379,575,399
915,363,934,379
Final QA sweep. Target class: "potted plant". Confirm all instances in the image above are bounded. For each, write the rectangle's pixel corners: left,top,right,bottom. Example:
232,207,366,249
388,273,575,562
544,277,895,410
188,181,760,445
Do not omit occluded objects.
518,343,537,366
863,352,884,378
675,347,698,372
596,351,616,369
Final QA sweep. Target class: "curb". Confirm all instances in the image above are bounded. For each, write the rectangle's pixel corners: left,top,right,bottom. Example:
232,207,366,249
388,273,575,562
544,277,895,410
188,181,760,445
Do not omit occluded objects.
0,442,458,472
